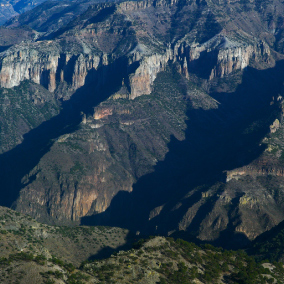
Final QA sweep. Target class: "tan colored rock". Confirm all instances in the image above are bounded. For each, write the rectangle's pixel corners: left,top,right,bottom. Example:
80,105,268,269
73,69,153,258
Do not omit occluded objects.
270,119,281,133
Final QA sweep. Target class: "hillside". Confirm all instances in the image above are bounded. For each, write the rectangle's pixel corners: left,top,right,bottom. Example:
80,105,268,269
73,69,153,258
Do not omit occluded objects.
0,206,283,284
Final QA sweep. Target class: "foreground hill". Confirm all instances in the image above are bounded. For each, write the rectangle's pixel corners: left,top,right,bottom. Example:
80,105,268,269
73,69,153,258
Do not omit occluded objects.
0,206,133,268
0,206,283,284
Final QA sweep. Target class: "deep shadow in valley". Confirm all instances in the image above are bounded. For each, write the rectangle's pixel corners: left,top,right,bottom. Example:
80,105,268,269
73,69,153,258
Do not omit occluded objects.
246,218,284,261
0,56,130,208
87,230,142,261
82,60,284,249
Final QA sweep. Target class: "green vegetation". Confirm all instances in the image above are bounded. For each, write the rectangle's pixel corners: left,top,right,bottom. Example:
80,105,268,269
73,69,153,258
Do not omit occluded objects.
70,161,85,175
0,206,283,284
81,237,284,283
0,80,60,153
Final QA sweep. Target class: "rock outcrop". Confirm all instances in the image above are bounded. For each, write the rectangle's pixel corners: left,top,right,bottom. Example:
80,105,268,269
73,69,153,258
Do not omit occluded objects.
226,155,284,182
0,35,272,99
0,44,103,93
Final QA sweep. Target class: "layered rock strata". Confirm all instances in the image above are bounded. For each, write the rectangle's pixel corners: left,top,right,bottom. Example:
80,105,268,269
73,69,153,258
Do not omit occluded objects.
0,34,272,100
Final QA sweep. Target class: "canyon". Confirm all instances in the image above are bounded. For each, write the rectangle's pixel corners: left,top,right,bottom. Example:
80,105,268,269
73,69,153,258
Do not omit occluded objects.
0,0,284,249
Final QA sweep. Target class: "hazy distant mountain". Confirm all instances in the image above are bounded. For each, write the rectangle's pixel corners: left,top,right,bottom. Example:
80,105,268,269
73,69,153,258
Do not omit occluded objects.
4,0,117,33
0,0,49,25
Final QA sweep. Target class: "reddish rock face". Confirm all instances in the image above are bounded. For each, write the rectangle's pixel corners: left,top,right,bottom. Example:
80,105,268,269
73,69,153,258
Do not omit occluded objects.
93,107,113,120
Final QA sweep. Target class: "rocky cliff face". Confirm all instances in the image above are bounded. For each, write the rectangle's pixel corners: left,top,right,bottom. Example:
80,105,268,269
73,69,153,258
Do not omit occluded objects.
0,44,103,92
0,35,272,100
0,32,273,100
